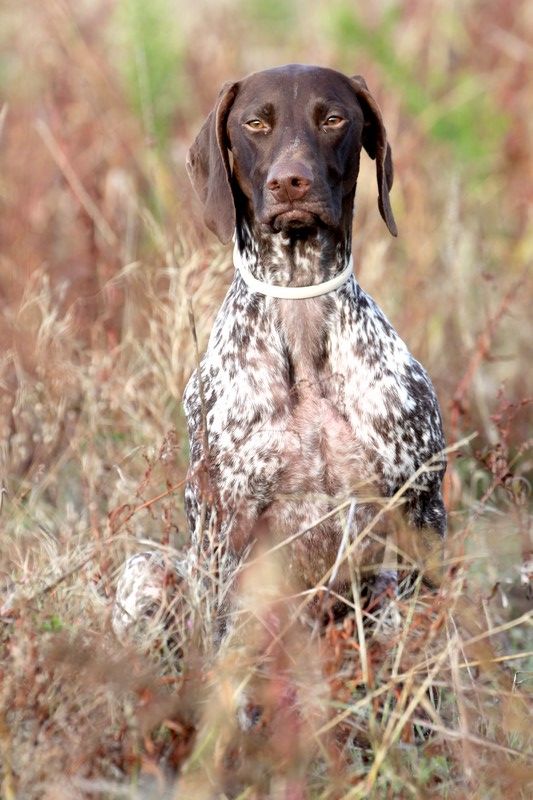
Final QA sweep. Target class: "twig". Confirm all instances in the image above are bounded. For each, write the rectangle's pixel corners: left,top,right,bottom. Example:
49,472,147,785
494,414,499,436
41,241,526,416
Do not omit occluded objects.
407,716,532,760
35,119,117,247
108,477,188,535
0,103,8,145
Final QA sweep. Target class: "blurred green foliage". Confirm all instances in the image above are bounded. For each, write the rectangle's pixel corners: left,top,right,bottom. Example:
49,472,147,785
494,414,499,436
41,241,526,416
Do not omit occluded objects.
41,615,64,633
328,3,508,171
243,0,296,32
115,0,185,146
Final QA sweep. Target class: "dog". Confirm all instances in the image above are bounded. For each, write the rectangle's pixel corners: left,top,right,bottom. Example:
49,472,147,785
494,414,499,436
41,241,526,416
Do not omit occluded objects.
113,64,446,641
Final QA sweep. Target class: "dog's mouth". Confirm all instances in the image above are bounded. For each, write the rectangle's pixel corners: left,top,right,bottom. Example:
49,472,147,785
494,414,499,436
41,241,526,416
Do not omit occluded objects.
265,204,333,233
272,208,317,231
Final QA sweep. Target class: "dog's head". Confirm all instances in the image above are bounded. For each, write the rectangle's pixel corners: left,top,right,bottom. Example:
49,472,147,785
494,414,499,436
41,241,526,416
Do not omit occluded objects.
187,64,397,243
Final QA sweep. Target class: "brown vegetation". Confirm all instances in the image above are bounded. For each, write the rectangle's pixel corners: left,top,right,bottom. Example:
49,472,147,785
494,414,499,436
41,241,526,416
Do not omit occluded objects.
0,1,531,797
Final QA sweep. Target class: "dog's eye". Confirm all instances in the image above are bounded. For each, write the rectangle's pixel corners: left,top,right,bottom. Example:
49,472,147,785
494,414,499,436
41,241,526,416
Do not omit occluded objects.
244,119,270,133
323,115,345,130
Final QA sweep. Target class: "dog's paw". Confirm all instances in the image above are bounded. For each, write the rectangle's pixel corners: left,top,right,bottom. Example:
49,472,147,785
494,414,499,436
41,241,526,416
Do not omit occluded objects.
112,551,179,642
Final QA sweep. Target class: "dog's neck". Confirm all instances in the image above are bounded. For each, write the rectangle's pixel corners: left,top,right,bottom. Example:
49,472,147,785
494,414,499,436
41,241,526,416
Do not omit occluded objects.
235,208,354,288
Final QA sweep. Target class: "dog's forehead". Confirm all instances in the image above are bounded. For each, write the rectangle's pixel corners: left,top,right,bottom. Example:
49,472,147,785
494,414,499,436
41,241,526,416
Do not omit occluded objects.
232,64,354,109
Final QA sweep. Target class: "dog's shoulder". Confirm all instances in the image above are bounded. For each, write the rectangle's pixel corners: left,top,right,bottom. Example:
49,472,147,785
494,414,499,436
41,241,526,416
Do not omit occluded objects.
336,279,445,452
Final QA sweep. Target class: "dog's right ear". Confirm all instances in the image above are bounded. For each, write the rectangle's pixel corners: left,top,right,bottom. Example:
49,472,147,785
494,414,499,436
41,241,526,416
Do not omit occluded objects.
186,82,239,244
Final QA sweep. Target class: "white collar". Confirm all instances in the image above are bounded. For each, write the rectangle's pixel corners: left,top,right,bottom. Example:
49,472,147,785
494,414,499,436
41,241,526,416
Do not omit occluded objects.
233,242,353,300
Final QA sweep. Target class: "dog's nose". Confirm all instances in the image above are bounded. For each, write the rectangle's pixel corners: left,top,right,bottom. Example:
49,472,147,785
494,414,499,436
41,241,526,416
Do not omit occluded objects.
266,161,313,202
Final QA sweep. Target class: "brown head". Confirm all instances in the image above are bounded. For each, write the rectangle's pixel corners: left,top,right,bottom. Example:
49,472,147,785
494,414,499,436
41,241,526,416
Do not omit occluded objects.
187,64,397,254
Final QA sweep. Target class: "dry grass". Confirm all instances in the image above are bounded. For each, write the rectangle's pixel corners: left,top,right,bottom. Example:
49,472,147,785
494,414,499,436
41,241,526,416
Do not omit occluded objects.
1,1,531,797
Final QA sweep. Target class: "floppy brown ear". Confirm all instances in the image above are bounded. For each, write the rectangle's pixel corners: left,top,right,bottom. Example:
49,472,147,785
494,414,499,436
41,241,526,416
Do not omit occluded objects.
186,82,239,244
351,75,398,237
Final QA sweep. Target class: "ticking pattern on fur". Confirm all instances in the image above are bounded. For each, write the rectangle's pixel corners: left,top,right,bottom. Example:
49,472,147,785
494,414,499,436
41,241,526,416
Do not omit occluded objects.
112,65,446,642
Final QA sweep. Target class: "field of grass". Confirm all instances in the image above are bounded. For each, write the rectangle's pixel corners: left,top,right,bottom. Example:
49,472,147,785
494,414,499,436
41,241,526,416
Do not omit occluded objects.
0,1,531,797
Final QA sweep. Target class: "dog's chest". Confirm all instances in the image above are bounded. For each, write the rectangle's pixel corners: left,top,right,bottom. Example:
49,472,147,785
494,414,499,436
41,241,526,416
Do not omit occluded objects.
274,294,364,487
187,278,425,502
183,275,446,569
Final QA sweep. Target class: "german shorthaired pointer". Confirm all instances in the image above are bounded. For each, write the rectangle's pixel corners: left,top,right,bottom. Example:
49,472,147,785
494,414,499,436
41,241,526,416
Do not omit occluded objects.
113,64,446,640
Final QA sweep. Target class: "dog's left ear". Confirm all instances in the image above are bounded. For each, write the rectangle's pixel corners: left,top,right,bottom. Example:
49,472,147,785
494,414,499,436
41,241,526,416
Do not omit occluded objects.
186,81,239,244
351,75,398,237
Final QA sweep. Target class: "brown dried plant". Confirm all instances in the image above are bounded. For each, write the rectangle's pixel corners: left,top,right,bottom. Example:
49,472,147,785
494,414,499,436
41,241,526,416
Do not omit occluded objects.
1,1,531,798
